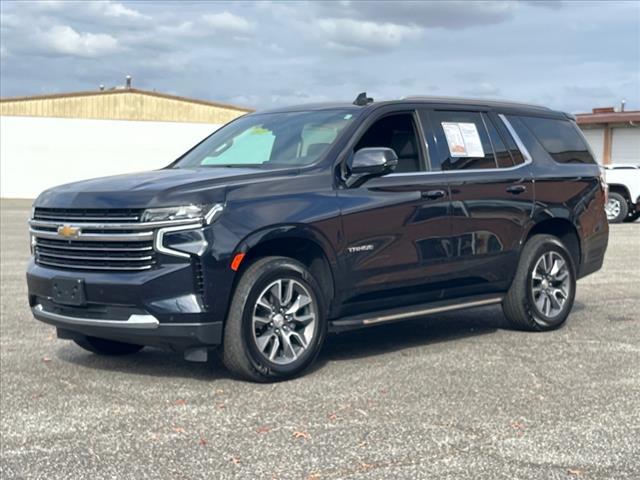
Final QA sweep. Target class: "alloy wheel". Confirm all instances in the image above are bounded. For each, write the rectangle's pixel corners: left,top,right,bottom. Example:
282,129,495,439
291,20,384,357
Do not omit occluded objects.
531,251,571,319
251,278,317,365
605,198,621,221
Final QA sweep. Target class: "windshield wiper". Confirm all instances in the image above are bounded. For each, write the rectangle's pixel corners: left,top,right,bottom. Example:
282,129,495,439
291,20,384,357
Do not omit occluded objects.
199,164,266,168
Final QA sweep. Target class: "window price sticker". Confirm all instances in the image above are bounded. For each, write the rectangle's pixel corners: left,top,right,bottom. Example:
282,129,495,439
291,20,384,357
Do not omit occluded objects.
441,122,484,158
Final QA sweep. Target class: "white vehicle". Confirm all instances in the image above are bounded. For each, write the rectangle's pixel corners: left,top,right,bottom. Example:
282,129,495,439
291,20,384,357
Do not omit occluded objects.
603,164,640,223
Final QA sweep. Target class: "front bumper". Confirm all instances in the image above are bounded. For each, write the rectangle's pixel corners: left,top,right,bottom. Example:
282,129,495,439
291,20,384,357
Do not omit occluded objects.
31,302,222,349
27,260,223,349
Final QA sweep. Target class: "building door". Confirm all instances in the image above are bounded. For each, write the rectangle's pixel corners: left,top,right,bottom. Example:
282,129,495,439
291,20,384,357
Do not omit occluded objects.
612,126,640,166
581,127,605,164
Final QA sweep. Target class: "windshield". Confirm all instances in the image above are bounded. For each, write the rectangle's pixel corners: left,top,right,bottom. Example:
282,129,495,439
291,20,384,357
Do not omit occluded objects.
174,109,358,169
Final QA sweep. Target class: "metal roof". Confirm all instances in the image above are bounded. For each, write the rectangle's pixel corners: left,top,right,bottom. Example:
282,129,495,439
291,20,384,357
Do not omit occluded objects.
576,110,640,125
0,88,253,113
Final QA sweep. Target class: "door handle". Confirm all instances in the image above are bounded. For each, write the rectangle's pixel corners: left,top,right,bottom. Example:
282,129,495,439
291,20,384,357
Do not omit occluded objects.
506,185,527,194
421,189,447,200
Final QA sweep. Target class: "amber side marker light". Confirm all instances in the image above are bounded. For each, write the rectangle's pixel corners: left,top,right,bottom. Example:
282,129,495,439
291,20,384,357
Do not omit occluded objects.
230,253,246,271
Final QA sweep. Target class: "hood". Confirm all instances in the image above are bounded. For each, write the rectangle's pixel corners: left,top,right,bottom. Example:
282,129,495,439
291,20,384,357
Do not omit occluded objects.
35,167,297,209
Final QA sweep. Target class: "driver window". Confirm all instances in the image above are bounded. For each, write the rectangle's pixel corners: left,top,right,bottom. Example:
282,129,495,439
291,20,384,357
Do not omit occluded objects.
354,113,424,173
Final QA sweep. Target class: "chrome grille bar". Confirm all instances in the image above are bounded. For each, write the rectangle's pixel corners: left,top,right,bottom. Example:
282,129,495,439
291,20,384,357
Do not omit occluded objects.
33,243,153,252
29,218,200,230
36,259,154,271
36,252,154,262
30,229,154,242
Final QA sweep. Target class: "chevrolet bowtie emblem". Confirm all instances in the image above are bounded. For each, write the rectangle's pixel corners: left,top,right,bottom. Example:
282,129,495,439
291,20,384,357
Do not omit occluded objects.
58,225,80,238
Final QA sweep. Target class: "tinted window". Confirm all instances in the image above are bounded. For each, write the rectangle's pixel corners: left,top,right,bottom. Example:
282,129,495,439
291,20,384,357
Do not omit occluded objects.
175,109,356,169
483,114,513,168
355,113,423,173
491,114,525,165
521,116,595,164
428,111,496,171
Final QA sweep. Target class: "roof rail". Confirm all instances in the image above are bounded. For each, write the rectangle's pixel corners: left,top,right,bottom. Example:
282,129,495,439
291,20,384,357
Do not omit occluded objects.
402,95,551,111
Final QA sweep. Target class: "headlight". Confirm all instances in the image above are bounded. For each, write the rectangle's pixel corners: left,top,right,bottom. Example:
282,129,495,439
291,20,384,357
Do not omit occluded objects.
141,205,203,223
141,204,224,224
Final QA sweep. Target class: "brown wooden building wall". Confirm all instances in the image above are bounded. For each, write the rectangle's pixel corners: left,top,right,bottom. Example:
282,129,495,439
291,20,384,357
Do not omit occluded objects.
0,89,252,124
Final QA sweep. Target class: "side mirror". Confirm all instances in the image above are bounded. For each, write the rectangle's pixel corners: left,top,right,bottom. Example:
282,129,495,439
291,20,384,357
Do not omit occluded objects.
346,147,398,187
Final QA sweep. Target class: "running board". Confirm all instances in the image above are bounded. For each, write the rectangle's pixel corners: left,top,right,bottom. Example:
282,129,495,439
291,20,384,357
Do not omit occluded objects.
329,294,503,332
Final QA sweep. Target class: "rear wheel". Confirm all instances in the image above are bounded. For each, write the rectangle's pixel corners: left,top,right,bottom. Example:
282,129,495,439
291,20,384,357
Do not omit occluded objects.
503,234,576,331
74,336,144,355
623,211,640,223
222,256,327,382
605,192,628,223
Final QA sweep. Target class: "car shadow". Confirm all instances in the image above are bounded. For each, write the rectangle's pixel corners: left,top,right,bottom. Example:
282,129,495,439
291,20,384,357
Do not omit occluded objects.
56,304,555,381
56,343,232,382
315,305,508,367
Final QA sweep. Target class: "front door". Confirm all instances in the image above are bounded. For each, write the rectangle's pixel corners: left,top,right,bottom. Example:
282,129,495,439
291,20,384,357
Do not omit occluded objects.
336,110,452,317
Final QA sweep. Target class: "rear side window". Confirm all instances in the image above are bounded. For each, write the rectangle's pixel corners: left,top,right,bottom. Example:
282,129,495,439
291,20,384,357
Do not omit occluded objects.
427,111,496,171
491,114,525,165
521,116,595,164
484,116,514,168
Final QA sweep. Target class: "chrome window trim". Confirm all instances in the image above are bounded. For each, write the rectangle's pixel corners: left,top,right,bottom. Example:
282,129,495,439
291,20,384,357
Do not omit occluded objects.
155,223,205,259
498,113,533,164
386,113,533,177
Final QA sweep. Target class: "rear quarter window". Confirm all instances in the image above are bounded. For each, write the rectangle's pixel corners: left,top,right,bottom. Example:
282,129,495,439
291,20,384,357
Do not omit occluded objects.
521,116,595,164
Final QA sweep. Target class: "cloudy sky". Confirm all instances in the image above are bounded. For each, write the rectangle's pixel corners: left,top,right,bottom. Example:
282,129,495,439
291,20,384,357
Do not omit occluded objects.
1,0,638,113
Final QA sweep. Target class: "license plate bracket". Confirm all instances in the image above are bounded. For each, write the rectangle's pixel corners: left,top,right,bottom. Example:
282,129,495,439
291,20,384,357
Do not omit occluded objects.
52,277,86,306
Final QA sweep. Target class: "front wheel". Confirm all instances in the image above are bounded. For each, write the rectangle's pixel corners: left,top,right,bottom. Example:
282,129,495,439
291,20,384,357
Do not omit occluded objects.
503,234,576,331
222,256,327,382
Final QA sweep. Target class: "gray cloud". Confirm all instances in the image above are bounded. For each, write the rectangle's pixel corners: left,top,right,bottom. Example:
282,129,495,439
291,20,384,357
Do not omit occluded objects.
312,1,520,29
0,0,638,113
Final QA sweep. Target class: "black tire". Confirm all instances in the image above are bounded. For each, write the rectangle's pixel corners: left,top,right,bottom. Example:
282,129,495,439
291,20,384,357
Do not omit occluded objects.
502,234,576,331
74,336,144,355
222,256,327,382
623,211,640,223
606,192,628,223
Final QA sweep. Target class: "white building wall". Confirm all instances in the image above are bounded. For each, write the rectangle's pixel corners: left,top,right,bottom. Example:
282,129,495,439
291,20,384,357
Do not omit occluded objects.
0,116,221,198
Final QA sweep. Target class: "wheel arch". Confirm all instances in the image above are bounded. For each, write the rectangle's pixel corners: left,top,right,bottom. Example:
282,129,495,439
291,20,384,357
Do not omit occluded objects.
231,225,337,313
607,184,632,204
524,217,581,271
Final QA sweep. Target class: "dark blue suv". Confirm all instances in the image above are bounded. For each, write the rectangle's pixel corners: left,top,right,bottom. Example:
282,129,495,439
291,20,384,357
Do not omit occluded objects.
27,95,609,381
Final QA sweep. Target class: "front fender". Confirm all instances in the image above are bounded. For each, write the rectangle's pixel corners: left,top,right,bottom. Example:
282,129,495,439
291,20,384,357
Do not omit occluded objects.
234,223,339,267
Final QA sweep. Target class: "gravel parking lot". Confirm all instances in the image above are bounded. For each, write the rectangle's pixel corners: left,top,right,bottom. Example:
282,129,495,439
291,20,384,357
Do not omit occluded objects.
1,198,638,480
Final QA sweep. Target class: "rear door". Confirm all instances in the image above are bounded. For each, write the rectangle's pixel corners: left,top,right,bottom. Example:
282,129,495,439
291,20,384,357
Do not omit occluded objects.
420,108,535,298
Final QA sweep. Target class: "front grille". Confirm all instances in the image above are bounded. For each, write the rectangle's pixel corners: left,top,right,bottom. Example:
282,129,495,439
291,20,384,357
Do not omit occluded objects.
31,208,156,272
30,208,204,273
34,207,144,223
34,238,156,271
